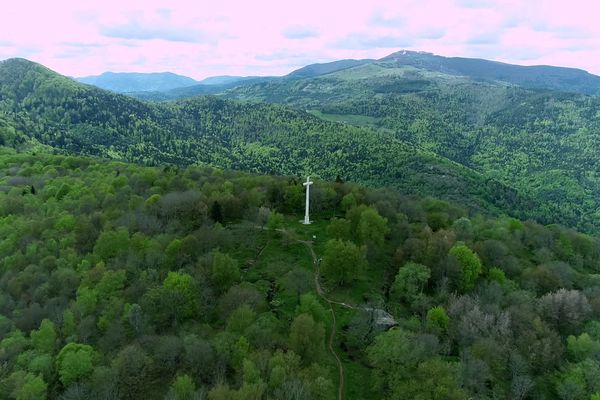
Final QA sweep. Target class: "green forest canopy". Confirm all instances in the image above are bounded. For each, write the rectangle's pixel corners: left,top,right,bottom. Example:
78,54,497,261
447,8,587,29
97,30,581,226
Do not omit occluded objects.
1,149,600,399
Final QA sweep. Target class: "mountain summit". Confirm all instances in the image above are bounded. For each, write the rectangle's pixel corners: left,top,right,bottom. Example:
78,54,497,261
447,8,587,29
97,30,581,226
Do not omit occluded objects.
378,50,600,95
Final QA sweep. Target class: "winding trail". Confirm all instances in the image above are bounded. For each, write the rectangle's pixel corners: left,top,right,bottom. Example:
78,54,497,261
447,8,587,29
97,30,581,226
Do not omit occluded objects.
298,240,346,400
259,227,394,400
297,238,397,400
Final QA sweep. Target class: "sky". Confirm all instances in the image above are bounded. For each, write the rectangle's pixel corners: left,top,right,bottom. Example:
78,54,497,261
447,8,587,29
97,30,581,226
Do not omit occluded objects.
1,0,600,79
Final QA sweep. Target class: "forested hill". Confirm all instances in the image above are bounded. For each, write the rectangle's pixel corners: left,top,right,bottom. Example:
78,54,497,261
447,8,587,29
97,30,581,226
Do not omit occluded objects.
286,59,374,79
3,150,600,399
0,57,531,220
223,60,600,234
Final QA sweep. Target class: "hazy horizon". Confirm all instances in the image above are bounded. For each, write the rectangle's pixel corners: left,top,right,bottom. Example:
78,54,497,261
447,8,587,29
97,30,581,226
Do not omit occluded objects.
2,0,600,80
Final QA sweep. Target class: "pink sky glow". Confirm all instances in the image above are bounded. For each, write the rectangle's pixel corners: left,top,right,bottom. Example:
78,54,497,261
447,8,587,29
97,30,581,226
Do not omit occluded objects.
1,0,600,79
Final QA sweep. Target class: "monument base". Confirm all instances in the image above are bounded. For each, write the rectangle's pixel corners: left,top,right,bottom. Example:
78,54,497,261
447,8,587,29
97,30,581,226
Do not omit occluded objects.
300,219,312,225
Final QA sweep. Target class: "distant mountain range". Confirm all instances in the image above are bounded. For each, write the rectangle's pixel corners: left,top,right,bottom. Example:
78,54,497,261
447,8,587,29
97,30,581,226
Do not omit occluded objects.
198,75,261,85
75,71,198,93
380,50,600,95
126,76,277,101
75,72,263,95
280,50,600,96
75,50,600,99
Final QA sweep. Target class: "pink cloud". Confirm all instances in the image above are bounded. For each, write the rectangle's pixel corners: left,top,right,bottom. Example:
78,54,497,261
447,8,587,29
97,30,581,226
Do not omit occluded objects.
1,0,600,79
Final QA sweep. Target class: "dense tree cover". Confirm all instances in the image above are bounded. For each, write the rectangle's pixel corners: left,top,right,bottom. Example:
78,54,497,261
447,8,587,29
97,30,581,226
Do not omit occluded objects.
0,58,539,227
0,150,340,399
223,61,600,233
2,150,600,399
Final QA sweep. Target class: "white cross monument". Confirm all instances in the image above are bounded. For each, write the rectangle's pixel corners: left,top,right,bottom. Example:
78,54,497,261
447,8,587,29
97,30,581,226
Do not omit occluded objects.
302,176,313,224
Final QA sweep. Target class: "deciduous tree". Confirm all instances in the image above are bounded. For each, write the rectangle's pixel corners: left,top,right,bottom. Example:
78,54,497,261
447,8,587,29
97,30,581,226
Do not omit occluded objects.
449,243,482,291
56,343,95,386
321,239,366,286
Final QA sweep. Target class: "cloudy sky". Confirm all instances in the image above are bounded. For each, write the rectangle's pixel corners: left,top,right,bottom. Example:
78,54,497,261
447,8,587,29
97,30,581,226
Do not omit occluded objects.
1,0,599,79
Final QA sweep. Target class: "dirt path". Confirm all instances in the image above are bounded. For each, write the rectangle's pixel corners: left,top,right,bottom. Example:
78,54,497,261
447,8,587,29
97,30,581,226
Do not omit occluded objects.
252,226,394,400
245,226,397,399
255,226,347,399
299,240,345,400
